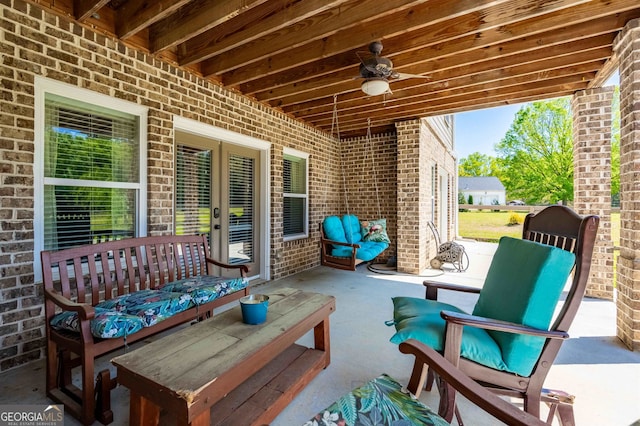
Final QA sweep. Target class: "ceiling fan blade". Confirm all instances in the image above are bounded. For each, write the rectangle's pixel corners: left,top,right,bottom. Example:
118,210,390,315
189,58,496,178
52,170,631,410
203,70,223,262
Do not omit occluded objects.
393,72,431,80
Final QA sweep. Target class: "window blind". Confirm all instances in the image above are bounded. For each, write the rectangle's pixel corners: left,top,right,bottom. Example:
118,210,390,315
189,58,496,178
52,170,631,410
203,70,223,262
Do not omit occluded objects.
176,145,212,237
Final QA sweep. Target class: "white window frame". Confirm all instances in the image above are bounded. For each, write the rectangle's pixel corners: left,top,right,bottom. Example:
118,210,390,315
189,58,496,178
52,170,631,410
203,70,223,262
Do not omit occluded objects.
34,76,148,282
283,147,309,241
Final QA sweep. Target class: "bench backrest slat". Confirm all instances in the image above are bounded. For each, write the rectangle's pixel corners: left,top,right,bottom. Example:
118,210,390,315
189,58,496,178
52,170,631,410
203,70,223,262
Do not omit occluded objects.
42,235,212,311
87,253,100,304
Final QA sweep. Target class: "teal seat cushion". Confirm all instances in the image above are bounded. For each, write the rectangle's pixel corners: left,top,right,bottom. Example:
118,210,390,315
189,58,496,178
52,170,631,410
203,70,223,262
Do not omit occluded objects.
389,297,508,372
472,236,576,376
50,307,144,339
332,241,388,261
158,275,248,305
323,215,347,243
96,289,194,327
342,214,362,243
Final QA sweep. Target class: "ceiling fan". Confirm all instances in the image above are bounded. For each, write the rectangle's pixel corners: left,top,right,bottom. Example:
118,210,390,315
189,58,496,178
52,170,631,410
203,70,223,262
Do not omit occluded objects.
357,41,430,96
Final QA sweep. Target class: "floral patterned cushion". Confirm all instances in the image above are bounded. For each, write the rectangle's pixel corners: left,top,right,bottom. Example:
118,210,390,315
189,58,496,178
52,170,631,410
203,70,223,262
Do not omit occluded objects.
361,218,391,244
304,374,449,426
96,289,194,327
158,275,248,305
50,307,144,339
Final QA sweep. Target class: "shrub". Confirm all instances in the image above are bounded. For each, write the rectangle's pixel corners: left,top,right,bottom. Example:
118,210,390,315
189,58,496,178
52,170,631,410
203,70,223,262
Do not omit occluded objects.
508,212,524,226
467,194,474,204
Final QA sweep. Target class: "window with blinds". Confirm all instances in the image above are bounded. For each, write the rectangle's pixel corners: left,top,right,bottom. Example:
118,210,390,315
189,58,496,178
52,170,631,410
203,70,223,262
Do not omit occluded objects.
283,149,309,239
43,93,140,250
176,145,212,238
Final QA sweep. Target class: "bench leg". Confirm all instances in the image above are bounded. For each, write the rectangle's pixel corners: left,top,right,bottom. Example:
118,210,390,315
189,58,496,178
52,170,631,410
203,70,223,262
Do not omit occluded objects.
95,369,115,424
313,317,331,368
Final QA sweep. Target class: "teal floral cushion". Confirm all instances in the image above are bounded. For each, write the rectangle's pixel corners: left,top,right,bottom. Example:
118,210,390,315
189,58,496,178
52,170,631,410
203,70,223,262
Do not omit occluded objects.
96,289,194,327
50,307,144,339
304,374,448,426
158,275,248,305
360,218,391,244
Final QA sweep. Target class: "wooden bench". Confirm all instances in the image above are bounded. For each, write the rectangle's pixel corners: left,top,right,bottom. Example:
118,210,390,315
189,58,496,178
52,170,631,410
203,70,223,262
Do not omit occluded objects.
41,234,249,425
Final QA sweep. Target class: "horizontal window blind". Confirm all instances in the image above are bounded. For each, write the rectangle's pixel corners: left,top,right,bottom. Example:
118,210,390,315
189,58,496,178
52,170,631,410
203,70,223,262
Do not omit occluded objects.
283,153,308,238
176,145,212,237
229,154,254,264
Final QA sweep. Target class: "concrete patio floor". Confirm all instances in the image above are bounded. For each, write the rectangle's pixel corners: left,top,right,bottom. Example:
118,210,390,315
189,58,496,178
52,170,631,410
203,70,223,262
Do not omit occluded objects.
1,240,639,425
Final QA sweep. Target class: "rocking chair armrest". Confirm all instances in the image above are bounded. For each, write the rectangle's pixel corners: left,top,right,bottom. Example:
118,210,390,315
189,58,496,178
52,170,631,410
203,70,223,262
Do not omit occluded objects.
205,257,249,277
440,310,569,339
423,280,481,300
44,288,95,321
399,339,547,426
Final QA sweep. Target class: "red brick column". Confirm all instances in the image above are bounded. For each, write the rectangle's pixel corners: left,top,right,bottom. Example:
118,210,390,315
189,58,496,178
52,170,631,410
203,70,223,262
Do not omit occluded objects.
614,17,640,350
571,87,614,300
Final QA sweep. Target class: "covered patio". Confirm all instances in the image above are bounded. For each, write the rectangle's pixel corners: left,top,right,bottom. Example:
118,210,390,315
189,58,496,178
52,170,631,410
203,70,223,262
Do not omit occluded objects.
1,241,638,425
1,0,640,424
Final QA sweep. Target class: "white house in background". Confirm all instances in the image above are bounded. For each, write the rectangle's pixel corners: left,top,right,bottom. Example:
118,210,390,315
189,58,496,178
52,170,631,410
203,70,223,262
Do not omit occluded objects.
459,176,506,205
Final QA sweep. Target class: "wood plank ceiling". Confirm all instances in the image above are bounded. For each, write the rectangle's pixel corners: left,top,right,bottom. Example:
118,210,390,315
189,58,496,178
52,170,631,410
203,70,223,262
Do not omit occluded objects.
27,0,640,137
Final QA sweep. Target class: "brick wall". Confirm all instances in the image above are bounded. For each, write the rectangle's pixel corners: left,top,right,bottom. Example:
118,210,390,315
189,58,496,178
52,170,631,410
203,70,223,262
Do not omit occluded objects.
0,1,346,371
614,17,640,350
396,118,456,274
571,87,614,300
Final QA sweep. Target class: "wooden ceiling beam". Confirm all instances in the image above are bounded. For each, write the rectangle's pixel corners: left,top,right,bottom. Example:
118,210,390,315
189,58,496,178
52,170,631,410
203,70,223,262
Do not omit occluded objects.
262,1,638,105
149,0,269,53
272,33,614,109
306,46,611,127
73,0,109,21
224,0,581,88
199,0,433,76
178,0,350,66
300,62,602,123
116,0,191,39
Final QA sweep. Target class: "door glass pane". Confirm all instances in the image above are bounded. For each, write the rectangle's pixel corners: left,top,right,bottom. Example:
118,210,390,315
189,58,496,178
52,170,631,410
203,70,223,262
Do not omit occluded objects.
228,154,254,265
176,145,212,238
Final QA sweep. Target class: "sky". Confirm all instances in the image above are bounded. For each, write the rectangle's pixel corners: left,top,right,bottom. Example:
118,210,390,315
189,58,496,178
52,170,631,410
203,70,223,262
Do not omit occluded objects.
454,72,620,159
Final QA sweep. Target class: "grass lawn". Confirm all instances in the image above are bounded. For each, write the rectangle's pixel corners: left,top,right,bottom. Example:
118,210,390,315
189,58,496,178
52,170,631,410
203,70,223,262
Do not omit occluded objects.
459,210,620,245
458,211,525,242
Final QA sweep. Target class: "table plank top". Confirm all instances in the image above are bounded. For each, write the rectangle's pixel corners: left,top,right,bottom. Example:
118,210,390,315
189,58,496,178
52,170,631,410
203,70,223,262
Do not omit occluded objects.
111,287,335,401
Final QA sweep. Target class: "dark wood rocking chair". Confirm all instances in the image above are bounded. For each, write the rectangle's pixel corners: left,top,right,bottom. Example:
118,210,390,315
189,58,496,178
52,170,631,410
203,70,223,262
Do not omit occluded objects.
395,205,599,424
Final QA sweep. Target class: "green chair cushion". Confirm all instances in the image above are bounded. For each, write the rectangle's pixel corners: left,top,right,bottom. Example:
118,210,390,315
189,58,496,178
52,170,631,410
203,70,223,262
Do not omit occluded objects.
472,236,576,376
390,297,508,373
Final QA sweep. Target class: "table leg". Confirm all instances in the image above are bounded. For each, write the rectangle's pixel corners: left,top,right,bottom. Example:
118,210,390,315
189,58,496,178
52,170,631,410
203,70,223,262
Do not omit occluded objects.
313,316,331,367
129,392,160,426
178,410,210,426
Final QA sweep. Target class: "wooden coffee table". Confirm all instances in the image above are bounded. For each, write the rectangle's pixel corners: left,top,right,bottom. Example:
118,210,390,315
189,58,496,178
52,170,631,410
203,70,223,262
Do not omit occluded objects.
111,287,335,426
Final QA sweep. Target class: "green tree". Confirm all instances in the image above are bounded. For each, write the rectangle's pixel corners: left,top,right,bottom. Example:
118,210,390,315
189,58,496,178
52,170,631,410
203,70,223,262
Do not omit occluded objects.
496,98,573,204
459,152,501,177
611,86,620,205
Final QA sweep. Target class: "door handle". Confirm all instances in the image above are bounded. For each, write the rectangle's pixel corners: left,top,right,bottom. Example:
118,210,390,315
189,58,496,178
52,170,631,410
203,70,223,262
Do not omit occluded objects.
214,224,221,230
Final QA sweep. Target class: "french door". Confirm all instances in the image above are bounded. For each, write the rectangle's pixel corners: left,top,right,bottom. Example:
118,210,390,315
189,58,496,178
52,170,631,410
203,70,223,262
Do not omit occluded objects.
176,133,261,276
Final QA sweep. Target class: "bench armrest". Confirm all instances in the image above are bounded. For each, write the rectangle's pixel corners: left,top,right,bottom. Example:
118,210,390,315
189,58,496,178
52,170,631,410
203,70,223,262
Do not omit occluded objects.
44,288,95,321
423,280,481,300
399,339,547,426
205,257,249,277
